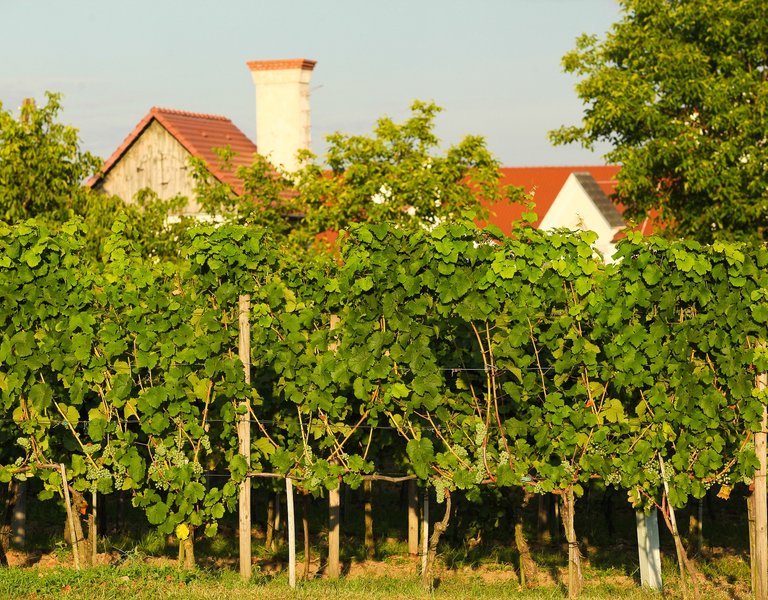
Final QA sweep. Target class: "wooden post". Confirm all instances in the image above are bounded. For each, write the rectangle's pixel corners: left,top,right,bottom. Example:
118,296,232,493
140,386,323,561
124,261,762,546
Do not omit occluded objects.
749,492,758,594
407,480,419,556
238,294,252,581
420,489,429,576
60,464,80,571
328,485,341,579
327,313,341,579
90,491,97,564
754,399,768,600
286,477,296,589
562,487,582,598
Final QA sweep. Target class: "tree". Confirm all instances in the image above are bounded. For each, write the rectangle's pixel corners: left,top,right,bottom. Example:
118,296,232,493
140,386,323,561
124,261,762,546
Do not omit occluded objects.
550,0,768,243
296,100,501,234
193,101,507,252
0,93,100,223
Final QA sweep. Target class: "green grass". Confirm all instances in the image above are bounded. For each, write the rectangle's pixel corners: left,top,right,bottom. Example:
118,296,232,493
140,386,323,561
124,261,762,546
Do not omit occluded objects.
0,546,753,600
0,564,679,600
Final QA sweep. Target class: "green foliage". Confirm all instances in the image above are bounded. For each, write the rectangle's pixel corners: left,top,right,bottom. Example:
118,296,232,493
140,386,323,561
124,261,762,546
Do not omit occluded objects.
551,0,768,243
296,100,501,235
0,93,100,223
76,189,193,260
3,212,768,540
192,101,505,257
2,93,767,545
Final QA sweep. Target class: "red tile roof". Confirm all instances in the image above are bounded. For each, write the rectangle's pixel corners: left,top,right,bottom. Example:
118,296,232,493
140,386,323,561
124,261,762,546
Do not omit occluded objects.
86,107,258,193
486,166,621,235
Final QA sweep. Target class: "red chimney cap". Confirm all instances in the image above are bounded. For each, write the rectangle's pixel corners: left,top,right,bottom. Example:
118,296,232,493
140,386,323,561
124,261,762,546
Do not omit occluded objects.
246,58,316,72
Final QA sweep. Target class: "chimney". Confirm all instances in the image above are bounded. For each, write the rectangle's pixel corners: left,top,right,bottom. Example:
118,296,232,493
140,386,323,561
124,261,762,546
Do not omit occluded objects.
246,58,317,173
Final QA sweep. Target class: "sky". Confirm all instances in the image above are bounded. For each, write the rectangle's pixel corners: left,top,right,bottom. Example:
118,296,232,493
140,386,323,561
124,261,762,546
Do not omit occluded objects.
1,0,622,167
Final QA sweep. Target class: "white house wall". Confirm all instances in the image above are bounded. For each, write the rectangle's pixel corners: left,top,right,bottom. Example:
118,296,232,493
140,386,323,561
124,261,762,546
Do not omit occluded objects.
538,173,620,260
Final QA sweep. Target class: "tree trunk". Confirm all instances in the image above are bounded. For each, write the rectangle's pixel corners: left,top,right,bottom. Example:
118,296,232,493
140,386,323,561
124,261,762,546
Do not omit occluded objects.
67,488,92,568
513,490,536,587
661,500,699,600
265,495,275,552
88,491,97,564
560,487,582,598
178,526,195,570
302,493,311,579
364,479,374,560
422,489,450,591
0,481,20,566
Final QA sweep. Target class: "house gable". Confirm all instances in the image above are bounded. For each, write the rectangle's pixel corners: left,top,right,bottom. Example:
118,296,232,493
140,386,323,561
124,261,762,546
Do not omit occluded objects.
539,172,624,259
87,107,259,214
92,120,197,209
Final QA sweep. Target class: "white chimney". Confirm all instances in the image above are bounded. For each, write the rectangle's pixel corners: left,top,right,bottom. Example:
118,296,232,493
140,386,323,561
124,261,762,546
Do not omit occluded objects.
246,58,316,173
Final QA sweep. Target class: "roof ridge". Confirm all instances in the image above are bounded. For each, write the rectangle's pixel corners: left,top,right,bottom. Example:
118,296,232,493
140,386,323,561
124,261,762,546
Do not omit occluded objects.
150,106,231,122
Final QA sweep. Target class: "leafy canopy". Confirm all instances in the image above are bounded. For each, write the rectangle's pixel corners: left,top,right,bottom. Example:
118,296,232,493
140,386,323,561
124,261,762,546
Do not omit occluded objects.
193,100,506,252
0,93,100,223
550,0,768,243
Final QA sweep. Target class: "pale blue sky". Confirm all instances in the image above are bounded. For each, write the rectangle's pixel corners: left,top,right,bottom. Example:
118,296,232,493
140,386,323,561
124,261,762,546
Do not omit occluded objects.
1,0,621,166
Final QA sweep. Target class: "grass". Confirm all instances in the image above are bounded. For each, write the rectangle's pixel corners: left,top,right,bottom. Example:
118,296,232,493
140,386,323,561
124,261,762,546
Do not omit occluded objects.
0,563,689,600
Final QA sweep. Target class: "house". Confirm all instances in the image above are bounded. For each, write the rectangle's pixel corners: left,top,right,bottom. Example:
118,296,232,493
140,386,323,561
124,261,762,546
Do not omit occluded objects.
487,166,624,258
86,59,317,215
86,108,259,215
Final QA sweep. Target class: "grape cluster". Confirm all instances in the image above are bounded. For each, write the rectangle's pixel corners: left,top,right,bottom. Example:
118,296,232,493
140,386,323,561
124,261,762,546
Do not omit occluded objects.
472,466,484,484
474,422,487,447
705,470,732,490
452,444,469,460
147,441,194,491
605,469,622,485
148,461,170,490
642,460,662,485
85,462,113,494
434,478,448,503
102,443,117,461
16,437,31,452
